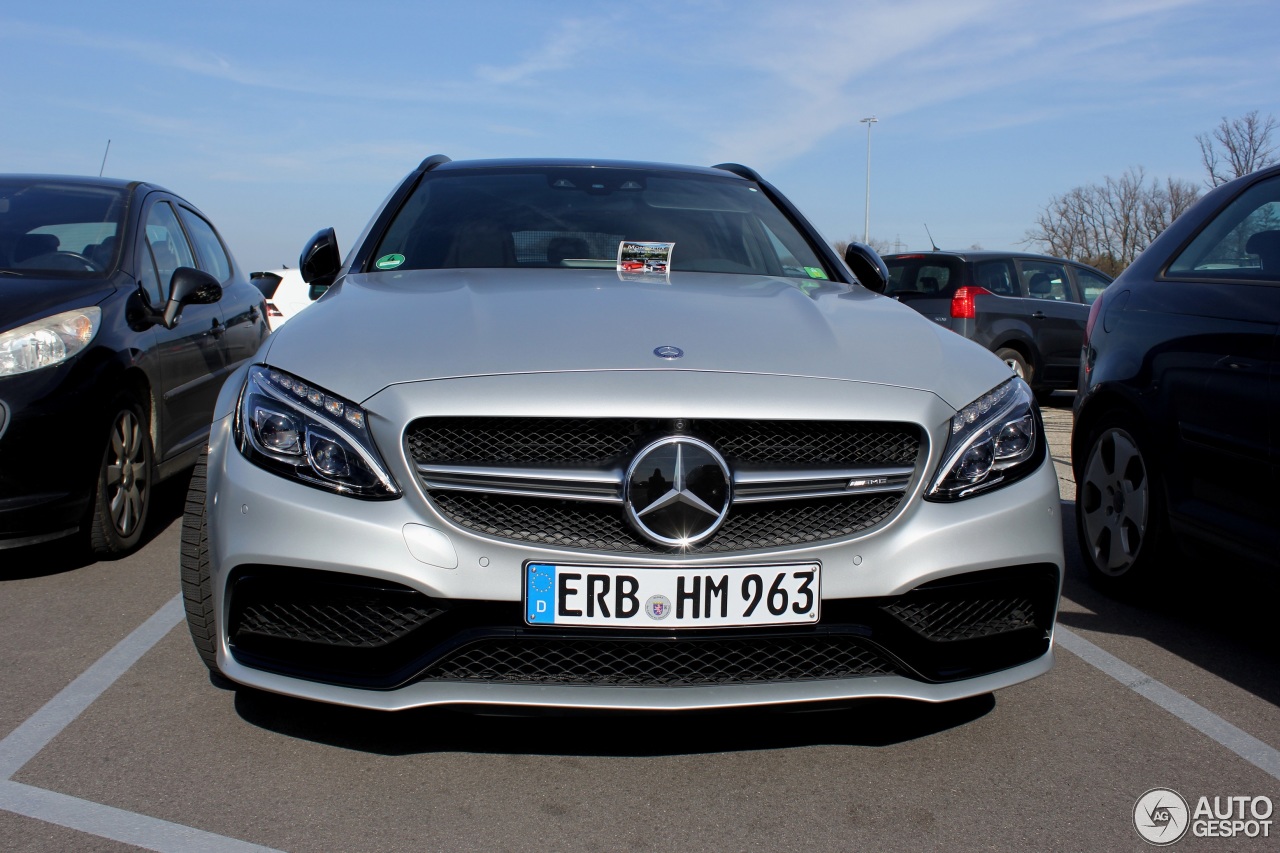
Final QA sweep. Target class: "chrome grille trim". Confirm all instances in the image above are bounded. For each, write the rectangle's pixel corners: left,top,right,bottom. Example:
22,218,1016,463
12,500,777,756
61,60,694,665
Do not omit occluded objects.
417,464,626,503
415,462,916,504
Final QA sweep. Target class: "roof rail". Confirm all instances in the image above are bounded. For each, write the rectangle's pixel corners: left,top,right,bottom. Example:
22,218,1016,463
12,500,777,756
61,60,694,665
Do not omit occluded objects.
712,162,764,182
416,154,452,172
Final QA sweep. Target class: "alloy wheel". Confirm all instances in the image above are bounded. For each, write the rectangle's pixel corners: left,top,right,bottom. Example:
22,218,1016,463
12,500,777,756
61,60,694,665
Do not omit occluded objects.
103,408,149,537
1079,427,1149,576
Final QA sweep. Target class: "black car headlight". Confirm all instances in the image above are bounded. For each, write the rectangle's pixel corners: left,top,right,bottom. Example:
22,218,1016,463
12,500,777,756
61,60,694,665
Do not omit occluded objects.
0,307,101,377
927,378,1044,501
235,365,400,499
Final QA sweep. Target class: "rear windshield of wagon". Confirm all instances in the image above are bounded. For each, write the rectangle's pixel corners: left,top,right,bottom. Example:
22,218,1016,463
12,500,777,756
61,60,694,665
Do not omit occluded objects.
369,167,834,281
884,255,965,298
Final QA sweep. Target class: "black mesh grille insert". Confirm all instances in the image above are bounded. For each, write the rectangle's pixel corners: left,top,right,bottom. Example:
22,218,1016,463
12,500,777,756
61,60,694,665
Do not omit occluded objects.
430,492,902,554
237,599,446,648
229,570,446,649
882,597,1038,642
420,635,897,686
405,417,921,467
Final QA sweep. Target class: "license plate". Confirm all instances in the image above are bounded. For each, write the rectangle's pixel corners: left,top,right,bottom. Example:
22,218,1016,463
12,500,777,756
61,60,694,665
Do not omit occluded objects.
524,562,820,628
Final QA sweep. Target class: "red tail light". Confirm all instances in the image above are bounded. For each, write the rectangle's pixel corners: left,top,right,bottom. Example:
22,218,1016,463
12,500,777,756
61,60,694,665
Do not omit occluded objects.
1084,288,1106,342
950,286,991,319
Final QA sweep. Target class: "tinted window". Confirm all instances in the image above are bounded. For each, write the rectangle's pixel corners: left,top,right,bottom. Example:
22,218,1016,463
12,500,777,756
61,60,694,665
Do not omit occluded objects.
372,167,832,281
179,207,232,282
883,256,963,296
1073,266,1111,304
144,202,197,289
1019,260,1071,301
973,259,1016,295
0,180,125,275
1167,174,1280,280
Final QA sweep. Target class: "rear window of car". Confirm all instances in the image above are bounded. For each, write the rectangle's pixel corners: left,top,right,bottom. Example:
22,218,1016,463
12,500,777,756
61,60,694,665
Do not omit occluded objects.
883,255,963,296
369,167,833,281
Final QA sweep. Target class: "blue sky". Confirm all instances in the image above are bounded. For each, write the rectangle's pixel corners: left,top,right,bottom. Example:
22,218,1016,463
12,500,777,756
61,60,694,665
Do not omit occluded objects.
3,0,1277,272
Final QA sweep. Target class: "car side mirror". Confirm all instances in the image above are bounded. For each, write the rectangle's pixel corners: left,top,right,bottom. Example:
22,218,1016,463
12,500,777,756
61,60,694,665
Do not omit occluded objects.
300,227,340,299
844,242,889,294
163,266,222,329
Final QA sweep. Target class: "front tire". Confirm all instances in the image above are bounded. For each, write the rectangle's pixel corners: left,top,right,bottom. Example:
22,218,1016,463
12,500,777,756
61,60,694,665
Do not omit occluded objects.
180,452,221,673
1075,413,1167,595
88,398,153,557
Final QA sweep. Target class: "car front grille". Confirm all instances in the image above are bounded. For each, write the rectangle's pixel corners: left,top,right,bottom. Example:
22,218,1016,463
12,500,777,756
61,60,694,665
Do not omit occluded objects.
406,417,923,554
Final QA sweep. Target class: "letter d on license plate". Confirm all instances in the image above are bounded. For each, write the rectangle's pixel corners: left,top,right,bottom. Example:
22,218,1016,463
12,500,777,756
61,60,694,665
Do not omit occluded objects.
524,562,820,628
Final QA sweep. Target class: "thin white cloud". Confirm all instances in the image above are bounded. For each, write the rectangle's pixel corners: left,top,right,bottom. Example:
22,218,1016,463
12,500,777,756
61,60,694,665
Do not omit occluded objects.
475,16,612,85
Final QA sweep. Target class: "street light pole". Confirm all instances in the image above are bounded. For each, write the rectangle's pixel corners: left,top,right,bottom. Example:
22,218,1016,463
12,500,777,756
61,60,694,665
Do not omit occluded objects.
860,116,878,243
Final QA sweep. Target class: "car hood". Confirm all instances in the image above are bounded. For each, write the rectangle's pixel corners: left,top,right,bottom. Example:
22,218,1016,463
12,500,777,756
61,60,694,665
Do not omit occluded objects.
0,273,118,332
262,269,1009,410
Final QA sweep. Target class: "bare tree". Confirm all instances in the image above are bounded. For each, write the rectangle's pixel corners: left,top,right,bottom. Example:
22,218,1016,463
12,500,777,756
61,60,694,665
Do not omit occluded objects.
1024,167,1200,276
1197,111,1278,187
833,236,894,256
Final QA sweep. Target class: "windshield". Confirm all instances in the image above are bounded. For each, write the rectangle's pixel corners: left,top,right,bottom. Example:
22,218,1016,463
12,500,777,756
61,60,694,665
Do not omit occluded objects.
369,167,833,282
0,180,126,277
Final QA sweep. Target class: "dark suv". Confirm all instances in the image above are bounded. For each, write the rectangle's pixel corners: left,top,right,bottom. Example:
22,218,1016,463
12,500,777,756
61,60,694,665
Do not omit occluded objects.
882,251,1111,398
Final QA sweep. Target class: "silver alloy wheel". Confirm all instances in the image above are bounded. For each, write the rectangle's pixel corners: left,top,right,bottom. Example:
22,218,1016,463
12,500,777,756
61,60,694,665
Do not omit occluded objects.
104,408,148,536
1079,426,1149,576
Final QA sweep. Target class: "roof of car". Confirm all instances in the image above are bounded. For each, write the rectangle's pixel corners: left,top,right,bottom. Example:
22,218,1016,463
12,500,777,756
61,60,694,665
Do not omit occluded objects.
0,173,156,193
885,249,1079,264
428,157,755,181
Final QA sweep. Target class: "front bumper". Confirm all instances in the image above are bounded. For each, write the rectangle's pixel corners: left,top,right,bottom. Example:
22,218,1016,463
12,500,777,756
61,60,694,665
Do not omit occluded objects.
0,364,113,548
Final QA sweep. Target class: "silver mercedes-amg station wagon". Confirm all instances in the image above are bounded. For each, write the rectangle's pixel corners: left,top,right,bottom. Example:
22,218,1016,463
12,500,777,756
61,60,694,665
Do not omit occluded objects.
182,156,1064,712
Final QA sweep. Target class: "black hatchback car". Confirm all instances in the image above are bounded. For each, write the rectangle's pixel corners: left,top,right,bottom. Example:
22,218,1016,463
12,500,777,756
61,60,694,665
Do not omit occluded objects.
1073,164,1280,593
883,251,1112,398
0,175,269,556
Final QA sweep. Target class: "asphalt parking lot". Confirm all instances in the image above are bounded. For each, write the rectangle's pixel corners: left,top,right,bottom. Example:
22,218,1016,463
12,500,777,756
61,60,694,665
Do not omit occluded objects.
1,394,1277,852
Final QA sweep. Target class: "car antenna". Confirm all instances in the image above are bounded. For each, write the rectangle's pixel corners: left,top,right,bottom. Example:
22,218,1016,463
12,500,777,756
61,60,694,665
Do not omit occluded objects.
98,139,111,177
923,223,939,251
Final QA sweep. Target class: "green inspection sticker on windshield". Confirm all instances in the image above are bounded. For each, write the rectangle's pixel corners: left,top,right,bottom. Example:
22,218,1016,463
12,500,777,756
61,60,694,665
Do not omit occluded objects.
375,253,405,270
804,266,829,280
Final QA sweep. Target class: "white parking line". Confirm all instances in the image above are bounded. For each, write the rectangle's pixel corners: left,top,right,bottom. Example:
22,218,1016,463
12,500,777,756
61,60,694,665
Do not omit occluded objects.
0,593,283,853
1056,626,1280,781
0,780,280,853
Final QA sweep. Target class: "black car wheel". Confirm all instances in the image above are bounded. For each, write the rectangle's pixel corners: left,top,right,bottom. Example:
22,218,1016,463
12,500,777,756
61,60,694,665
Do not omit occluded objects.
89,398,152,556
180,452,221,673
1076,413,1167,594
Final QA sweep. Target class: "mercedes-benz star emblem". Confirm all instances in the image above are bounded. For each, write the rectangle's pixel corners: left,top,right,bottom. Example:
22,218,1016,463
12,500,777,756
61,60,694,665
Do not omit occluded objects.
624,436,731,547
654,346,683,359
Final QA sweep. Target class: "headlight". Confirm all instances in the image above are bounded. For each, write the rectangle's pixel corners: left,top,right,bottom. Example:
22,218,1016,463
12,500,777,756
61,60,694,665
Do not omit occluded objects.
927,378,1044,501
235,365,400,499
0,307,101,377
